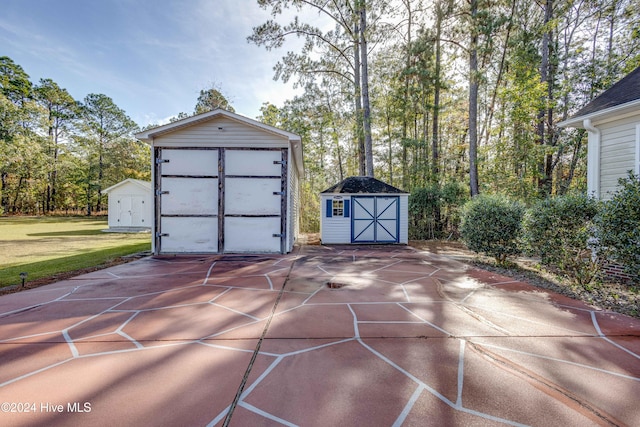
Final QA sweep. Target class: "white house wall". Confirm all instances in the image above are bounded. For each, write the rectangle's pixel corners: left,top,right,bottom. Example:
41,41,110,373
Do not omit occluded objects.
598,113,640,199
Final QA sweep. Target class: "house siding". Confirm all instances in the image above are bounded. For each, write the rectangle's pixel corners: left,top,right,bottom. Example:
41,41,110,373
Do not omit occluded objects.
152,117,289,148
399,195,409,244
598,113,640,199
321,195,353,244
288,152,300,251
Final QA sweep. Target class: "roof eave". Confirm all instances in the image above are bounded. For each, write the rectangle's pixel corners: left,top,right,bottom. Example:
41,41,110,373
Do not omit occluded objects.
135,109,301,142
558,99,640,128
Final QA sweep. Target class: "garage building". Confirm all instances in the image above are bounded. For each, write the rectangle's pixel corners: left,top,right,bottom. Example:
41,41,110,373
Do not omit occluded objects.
135,109,303,254
320,176,408,244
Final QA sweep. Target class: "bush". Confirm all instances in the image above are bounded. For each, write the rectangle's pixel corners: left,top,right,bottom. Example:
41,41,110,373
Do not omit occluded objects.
595,172,640,280
460,194,524,265
409,182,468,240
522,194,601,287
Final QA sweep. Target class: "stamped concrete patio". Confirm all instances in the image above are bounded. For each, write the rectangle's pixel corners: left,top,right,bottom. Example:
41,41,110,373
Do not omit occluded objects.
0,245,638,426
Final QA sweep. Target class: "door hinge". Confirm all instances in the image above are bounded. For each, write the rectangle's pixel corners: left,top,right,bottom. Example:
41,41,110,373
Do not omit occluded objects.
156,158,170,164
156,232,169,237
272,233,285,238
273,160,287,165
272,191,286,196
156,190,169,196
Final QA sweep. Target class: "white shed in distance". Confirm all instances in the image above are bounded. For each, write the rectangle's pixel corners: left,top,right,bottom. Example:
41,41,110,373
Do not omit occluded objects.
135,109,303,255
321,176,408,245
102,178,152,231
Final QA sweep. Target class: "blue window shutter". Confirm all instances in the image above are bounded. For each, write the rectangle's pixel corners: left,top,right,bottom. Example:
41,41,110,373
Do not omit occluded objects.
344,200,350,217
326,199,333,217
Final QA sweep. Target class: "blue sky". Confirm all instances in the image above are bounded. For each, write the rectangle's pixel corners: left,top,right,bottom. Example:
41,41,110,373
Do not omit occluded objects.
1,0,309,127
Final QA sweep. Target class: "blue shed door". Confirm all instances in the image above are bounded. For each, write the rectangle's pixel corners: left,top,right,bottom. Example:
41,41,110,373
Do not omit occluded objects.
351,196,399,243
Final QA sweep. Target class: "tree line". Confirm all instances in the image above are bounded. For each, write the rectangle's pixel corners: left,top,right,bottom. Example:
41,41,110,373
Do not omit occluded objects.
0,60,235,216
2,0,638,230
251,0,639,231
0,56,149,215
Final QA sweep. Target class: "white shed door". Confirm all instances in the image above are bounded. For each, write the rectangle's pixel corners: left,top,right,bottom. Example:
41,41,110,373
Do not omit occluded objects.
352,196,399,243
117,195,147,227
223,149,285,253
156,149,219,253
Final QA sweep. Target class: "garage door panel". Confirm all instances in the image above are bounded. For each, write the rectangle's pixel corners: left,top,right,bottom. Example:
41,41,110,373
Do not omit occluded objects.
224,217,280,252
161,178,218,215
225,178,281,215
160,217,218,253
161,149,218,176
225,150,282,176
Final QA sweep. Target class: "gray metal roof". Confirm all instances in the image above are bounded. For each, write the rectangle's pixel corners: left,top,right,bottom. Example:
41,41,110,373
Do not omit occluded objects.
321,176,408,194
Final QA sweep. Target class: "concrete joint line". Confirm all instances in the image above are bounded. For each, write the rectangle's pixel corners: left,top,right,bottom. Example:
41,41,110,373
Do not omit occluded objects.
221,256,299,427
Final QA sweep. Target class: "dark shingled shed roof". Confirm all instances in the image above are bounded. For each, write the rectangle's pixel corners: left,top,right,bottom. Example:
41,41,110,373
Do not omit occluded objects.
570,65,640,119
321,176,408,194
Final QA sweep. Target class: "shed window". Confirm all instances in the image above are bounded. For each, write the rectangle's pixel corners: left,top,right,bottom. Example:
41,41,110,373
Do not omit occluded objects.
333,200,344,217
325,199,350,218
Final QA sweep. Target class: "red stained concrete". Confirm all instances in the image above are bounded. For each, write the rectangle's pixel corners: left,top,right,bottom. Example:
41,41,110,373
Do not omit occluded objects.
0,245,638,426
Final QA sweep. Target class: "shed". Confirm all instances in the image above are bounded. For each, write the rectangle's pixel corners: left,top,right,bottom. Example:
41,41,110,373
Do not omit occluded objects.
135,109,303,254
101,178,152,230
320,176,409,244
558,65,640,199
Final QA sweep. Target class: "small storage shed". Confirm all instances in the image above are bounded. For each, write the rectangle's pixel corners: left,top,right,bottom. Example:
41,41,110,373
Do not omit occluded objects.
102,178,152,230
320,176,408,244
558,65,640,200
135,109,303,255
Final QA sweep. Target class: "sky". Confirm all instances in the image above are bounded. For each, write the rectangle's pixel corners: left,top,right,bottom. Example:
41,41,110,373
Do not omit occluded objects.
1,0,313,127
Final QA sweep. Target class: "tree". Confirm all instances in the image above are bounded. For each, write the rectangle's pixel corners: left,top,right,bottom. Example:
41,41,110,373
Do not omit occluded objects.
76,94,138,214
248,0,384,176
0,56,40,213
194,84,235,114
34,78,78,212
468,0,480,197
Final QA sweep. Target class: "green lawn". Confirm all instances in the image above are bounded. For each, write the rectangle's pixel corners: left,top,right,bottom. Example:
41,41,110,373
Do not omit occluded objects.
0,216,151,287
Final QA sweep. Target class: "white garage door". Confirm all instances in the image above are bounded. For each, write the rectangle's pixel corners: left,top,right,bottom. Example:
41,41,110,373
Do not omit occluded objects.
224,149,284,253
155,148,286,253
156,149,219,253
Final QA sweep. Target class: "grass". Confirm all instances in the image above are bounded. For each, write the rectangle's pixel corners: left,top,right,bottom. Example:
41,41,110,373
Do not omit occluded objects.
0,216,151,287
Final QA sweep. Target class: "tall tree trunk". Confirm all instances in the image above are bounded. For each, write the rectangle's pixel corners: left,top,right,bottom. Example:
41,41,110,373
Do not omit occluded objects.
537,0,553,195
359,1,374,177
354,21,366,176
96,135,104,213
432,1,443,183
401,0,412,190
468,0,480,197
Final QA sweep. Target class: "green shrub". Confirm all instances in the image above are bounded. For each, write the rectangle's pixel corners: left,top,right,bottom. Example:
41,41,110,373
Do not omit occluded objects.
595,172,640,280
522,194,601,287
409,185,441,240
460,194,524,265
409,182,468,240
